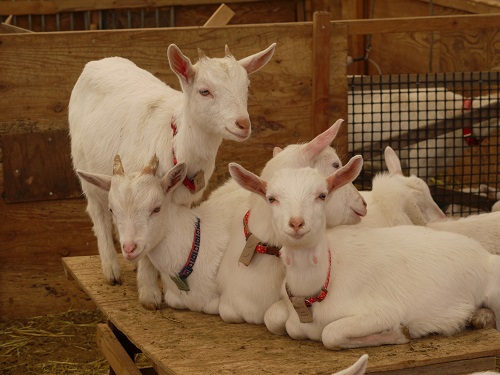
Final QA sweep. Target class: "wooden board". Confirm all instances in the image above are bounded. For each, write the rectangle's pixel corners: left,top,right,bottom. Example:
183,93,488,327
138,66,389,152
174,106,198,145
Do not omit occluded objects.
63,255,500,375
2,129,81,202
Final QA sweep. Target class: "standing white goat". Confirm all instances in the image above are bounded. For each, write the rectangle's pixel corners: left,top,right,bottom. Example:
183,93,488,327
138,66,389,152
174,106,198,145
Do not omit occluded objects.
69,43,276,288
76,156,238,314
229,162,500,350
215,120,367,324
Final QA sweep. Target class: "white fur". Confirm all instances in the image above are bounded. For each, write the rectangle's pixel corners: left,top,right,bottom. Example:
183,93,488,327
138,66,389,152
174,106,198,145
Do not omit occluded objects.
331,354,368,375
358,146,447,228
245,165,500,350
215,120,367,324
77,158,237,314
329,355,498,375
69,43,276,287
360,147,500,256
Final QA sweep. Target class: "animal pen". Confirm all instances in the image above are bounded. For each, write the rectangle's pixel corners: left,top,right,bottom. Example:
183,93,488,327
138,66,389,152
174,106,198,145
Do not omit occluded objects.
1,5,500,374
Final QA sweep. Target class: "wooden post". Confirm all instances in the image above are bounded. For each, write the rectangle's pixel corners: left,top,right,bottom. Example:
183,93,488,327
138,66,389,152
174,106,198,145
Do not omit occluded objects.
96,324,142,375
330,22,349,162
312,11,331,137
204,3,235,27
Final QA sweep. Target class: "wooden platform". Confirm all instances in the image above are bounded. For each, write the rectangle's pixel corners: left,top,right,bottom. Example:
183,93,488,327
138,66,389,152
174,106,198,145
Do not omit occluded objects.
62,255,500,375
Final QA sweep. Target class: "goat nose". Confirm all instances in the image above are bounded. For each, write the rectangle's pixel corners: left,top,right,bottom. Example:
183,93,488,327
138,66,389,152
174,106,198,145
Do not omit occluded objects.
362,197,367,207
122,242,137,254
236,117,251,131
289,217,305,230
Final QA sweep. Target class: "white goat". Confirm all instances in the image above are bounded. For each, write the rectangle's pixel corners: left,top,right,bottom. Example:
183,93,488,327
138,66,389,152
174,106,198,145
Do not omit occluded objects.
230,162,500,350
357,146,447,228
360,146,500,257
77,156,237,314
69,43,276,288
215,120,367,324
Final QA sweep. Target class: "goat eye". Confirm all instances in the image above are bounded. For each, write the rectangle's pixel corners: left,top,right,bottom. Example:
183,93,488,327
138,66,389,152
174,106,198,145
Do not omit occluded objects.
267,196,276,204
318,193,327,201
109,208,113,214
152,207,161,214
199,89,210,96
332,162,340,169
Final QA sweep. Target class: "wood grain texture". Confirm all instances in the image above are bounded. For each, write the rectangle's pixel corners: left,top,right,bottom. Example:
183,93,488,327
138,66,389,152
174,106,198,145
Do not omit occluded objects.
2,129,81,202
63,255,500,375
0,0,266,16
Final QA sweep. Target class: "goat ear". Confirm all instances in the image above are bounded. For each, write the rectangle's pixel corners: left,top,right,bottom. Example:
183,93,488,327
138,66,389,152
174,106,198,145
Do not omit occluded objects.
332,354,369,375
167,44,195,85
238,43,276,75
77,170,112,192
326,155,363,193
303,119,343,161
228,162,267,198
273,147,283,157
384,146,403,176
160,162,187,195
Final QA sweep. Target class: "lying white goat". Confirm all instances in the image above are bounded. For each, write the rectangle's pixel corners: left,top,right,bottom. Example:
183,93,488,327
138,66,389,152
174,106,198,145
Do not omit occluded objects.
357,146,447,227
77,156,238,314
229,162,500,350
69,43,275,288
215,119,367,324
361,146,500,257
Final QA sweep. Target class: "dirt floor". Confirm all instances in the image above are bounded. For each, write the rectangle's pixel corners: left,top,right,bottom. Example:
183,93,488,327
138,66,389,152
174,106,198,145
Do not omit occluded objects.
0,309,109,374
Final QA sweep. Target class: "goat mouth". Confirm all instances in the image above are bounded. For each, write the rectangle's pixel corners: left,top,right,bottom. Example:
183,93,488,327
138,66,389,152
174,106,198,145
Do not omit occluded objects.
288,230,310,240
352,207,367,217
123,249,142,262
225,126,250,140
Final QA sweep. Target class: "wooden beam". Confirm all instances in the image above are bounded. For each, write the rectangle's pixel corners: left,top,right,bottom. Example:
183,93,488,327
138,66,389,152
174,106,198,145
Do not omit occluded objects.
344,13,500,35
0,0,261,16
97,324,143,375
312,11,331,137
203,3,235,27
0,22,34,33
416,0,500,14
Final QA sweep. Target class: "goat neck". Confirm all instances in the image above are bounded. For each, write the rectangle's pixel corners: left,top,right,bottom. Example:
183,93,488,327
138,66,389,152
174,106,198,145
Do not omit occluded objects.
281,235,330,298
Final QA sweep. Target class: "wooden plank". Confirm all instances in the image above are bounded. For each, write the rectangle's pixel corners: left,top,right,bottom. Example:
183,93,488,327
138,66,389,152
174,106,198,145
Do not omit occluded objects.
344,13,500,35
2,129,82,203
369,357,497,375
330,22,349,161
203,3,235,27
97,324,143,375
63,254,500,375
0,22,34,33
312,11,331,137
0,0,263,16
416,0,500,14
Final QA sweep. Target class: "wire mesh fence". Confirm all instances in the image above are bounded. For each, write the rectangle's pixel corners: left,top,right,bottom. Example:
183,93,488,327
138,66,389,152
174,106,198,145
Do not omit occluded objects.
348,71,500,216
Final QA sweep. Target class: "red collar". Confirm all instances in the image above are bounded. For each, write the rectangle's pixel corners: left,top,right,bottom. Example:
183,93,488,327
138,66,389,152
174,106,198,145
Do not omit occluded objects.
286,248,331,307
171,121,205,193
243,210,281,257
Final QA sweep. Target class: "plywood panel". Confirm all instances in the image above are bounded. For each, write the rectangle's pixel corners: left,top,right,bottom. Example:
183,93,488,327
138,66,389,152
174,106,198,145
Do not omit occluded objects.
2,129,81,203
63,255,500,375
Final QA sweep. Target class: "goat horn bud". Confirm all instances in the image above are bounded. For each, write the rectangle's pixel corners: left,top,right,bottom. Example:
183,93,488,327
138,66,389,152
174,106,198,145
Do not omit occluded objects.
224,44,232,56
142,155,159,176
197,48,207,59
113,155,125,176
